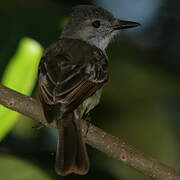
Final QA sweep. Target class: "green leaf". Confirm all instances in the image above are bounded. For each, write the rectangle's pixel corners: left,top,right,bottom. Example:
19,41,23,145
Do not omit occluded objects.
0,154,51,180
0,37,43,140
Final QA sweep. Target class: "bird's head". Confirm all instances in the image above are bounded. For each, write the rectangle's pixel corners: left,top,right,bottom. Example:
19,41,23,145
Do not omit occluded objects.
61,5,140,50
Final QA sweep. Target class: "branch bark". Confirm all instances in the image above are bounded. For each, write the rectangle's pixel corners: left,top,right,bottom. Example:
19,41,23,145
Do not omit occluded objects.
0,84,180,180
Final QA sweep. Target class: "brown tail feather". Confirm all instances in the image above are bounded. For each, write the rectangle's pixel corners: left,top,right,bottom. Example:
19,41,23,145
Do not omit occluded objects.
55,114,89,175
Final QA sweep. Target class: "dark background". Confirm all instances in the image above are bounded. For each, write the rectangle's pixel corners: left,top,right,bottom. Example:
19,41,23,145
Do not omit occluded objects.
0,0,180,179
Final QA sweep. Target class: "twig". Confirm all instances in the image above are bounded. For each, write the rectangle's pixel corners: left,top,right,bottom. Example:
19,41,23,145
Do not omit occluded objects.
0,84,180,180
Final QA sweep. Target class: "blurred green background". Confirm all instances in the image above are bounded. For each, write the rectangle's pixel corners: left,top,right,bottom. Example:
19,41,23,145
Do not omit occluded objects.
0,0,180,180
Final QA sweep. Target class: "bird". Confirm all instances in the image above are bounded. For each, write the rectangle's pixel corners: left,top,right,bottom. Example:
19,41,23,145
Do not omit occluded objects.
38,4,140,176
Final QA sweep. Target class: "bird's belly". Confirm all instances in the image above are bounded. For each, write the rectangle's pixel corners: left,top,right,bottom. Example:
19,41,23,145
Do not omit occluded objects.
82,89,102,116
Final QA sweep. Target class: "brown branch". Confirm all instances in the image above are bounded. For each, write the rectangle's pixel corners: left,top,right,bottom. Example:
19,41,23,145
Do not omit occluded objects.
0,84,180,180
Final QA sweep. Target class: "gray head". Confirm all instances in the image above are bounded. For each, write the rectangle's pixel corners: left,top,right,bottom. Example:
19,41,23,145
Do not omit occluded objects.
61,5,140,50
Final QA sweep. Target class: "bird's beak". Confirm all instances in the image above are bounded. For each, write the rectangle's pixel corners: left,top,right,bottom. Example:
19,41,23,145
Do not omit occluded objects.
112,20,140,30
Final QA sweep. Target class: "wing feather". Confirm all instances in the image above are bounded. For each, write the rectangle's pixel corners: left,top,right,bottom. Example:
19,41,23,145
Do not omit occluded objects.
38,39,108,122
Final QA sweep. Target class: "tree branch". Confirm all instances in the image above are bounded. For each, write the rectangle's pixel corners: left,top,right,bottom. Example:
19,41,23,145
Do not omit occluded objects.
0,84,180,180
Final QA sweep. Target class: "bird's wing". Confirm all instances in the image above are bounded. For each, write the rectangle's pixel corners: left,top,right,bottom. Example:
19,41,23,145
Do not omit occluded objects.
38,40,108,123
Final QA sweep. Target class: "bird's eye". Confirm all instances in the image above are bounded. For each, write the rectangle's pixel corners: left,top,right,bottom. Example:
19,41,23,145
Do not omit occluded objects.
92,20,101,28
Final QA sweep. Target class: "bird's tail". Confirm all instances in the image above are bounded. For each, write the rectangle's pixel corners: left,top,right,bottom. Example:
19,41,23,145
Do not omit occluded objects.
55,113,89,175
